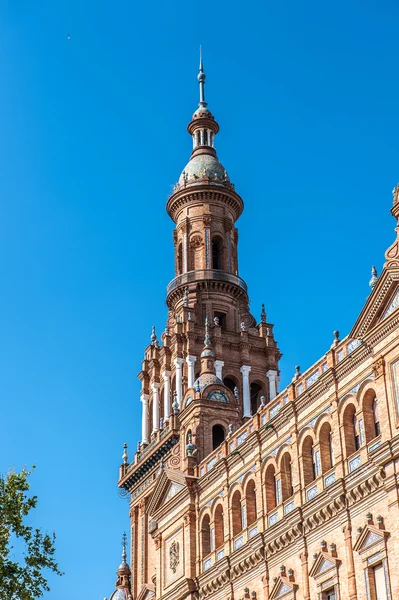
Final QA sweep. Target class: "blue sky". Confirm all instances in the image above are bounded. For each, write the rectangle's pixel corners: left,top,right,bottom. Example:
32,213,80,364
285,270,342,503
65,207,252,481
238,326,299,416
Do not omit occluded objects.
0,0,398,597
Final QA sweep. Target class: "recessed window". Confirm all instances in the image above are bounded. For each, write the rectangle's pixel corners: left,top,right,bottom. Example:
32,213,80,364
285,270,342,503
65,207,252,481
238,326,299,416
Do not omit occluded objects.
214,311,226,329
212,424,225,449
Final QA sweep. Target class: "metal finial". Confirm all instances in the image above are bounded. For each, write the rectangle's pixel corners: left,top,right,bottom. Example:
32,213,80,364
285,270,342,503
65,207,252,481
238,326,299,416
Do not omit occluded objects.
122,442,128,465
121,532,127,563
261,304,267,323
369,265,378,290
333,330,340,342
198,46,207,108
150,326,157,345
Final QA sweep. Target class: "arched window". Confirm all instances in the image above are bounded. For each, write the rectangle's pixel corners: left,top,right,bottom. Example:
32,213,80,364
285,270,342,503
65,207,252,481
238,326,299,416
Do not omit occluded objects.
265,464,277,512
231,490,242,535
214,504,224,549
319,422,334,473
201,515,211,557
373,398,381,437
212,424,225,449
250,382,264,414
245,480,257,526
363,390,381,442
223,377,237,394
203,130,208,145
343,404,358,456
212,238,223,270
177,243,183,275
302,436,316,486
280,452,293,501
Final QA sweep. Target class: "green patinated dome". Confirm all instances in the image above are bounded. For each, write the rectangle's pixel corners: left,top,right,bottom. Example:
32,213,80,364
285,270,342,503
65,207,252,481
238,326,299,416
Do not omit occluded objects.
179,154,230,187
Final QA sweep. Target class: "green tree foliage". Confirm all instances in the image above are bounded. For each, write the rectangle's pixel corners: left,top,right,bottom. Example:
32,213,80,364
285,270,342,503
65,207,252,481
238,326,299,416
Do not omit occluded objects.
0,466,62,599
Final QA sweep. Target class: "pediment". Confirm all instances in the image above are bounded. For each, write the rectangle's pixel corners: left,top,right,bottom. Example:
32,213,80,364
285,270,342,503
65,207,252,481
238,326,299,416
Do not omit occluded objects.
353,524,388,554
309,552,340,578
350,270,399,340
137,584,155,600
269,576,297,599
146,468,196,516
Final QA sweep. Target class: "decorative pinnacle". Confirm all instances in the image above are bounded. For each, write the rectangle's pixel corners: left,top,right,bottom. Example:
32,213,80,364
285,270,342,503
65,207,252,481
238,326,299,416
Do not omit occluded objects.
369,265,378,290
122,442,128,465
204,316,211,347
150,326,157,345
198,46,207,108
260,303,267,323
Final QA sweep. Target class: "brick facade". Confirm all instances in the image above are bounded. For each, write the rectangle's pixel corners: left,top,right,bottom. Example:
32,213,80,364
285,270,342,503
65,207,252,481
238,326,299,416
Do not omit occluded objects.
108,64,399,600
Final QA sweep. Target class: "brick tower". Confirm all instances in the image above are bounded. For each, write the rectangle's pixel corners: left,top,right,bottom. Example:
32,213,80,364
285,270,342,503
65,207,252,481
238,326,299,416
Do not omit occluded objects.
111,55,399,600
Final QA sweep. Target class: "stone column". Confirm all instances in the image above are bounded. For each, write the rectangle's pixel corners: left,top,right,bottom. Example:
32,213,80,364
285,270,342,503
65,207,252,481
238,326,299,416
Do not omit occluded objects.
162,370,171,420
215,360,224,380
140,393,150,445
152,383,160,434
266,369,278,400
174,357,184,408
240,365,252,417
186,355,197,388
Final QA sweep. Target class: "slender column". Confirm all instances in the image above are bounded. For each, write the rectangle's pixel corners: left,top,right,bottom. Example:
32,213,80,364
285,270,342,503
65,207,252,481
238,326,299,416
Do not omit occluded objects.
162,370,171,420
240,365,252,417
344,523,358,600
215,360,224,380
174,357,184,408
186,356,196,388
182,231,188,273
140,393,150,445
266,369,278,400
152,383,160,433
200,129,204,145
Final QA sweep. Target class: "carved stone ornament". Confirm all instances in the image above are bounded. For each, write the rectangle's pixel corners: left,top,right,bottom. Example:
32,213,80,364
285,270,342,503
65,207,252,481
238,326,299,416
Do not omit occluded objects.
384,222,399,269
373,355,385,379
203,214,212,227
154,534,162,550
169,540,180,573
190,234,203,248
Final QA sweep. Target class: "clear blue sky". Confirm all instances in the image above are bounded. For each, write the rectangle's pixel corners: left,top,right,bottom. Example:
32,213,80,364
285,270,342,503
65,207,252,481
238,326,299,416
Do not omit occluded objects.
0,0,398,597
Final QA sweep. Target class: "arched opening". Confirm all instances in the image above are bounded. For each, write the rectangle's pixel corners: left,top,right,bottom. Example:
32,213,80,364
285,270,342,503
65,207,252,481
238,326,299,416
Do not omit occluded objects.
245,480,257,526
250,382,264,414
363,390,380,442
214,504,224,549
212,237,223,270
201,514,211,557
342,404,358,457
212,424,225,450
302,436,316,486
231,490,242,535
177,243,183,275
280,452,293,501
223,377,237,394
265,464,277,512
319,422,334,472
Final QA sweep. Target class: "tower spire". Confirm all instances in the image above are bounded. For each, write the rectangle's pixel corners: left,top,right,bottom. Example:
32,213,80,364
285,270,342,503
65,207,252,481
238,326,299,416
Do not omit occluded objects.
198,46,207,108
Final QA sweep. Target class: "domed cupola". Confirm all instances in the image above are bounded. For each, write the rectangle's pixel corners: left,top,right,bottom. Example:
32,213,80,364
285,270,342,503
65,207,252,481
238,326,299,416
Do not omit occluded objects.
106,534,132,600
176,49,232,190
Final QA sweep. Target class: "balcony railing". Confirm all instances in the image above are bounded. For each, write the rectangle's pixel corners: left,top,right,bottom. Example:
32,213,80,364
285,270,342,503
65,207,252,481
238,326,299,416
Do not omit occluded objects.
166,270,247,295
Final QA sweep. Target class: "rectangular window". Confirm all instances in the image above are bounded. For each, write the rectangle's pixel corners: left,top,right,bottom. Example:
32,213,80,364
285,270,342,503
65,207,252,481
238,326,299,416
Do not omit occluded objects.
373,563,388,600
214,311,226,329
322,589,336,600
